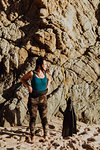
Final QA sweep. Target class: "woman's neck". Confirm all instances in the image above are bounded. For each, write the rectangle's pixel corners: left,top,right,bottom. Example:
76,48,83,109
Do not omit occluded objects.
36,68,42,73
35,69,45,78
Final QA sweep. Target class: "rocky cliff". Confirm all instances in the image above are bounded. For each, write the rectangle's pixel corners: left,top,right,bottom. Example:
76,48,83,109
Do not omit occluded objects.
0,0,100,127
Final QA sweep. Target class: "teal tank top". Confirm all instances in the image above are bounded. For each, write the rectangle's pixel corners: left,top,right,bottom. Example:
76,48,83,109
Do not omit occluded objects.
31,71,47,91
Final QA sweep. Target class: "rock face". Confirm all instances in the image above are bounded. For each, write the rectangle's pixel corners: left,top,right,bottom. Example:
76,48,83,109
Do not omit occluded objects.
0,0,100,127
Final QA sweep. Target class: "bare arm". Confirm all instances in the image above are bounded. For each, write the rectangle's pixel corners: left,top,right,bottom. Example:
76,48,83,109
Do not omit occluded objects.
20,71,33,93
46,72,51,93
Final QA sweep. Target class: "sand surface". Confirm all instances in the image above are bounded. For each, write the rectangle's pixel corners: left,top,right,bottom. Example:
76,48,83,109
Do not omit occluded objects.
0,116,100,150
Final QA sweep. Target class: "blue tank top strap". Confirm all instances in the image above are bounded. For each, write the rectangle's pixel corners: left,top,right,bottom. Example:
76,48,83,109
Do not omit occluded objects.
33,71,35,77
45,71,47,77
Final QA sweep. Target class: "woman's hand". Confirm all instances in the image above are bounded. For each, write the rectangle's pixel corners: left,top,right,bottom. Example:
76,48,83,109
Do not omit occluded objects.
28,86,33,93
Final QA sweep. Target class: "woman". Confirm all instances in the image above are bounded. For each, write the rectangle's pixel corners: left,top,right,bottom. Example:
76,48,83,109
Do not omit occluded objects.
20,57,50,142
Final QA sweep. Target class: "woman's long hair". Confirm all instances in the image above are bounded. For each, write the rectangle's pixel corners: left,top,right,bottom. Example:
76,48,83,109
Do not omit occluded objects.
35,57,45,72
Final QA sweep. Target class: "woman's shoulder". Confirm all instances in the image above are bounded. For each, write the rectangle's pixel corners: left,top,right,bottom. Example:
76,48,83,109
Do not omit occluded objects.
46,70,51,78
20,70,33,81
27,70,34,77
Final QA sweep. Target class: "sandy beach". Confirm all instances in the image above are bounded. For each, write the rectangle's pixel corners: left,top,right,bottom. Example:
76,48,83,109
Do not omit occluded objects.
0,116,100,150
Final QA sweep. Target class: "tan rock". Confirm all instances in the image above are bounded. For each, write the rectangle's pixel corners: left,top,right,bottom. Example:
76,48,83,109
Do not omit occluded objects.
0,11,11,26
0,38,10,55
98,27,100,35
26,40,32,50
3,54,10,73
18,48,28,66
0,0,100,125
8,12,18,22
40,8,48,18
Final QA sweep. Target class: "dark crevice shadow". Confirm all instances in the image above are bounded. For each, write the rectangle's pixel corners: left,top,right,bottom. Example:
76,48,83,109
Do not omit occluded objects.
1,54,34,100
95,3,100,26
0,103,23,127
0,82,22,126
0,128,30,137
2,82,22,100
0,127,44,138
0,55,35,105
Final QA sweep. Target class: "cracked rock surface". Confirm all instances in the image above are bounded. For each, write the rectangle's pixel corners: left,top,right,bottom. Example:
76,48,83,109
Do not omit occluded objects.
0,0,100,126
